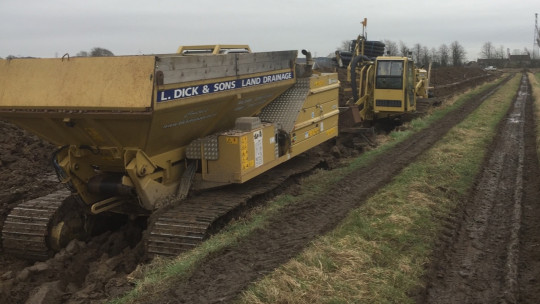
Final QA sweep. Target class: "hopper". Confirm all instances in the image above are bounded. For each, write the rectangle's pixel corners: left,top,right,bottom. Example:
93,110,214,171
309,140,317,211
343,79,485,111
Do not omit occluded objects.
0,51,297,157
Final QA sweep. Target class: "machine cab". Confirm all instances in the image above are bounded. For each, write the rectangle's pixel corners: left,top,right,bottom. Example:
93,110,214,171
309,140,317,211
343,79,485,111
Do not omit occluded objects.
373,57,416,115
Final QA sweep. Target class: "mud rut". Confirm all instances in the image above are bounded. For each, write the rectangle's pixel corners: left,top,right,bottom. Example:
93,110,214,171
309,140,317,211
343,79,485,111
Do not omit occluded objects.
421,75,540,304
0,67,499,304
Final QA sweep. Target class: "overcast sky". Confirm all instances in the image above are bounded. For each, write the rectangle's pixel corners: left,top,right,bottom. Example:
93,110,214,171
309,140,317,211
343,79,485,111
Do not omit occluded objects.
1,0,538,61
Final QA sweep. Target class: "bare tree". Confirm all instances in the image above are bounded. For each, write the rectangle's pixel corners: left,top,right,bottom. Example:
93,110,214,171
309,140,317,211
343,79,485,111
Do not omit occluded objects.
495,45,505,59
430,47,440,67
412,43,422,63
337,40,353,52
383,39,399,56
421,46,430,67
480,42,496,59
399,41,409,57
450,41,466,66
439,44,450,67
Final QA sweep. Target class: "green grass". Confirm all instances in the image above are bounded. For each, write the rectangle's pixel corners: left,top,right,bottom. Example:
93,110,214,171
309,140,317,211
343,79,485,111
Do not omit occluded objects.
532,72,540,159
238,75,520,303
110,75,510,304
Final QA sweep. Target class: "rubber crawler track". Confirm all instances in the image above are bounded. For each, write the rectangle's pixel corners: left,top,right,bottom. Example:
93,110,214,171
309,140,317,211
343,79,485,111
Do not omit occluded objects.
145,156,324,256
2,190,71,261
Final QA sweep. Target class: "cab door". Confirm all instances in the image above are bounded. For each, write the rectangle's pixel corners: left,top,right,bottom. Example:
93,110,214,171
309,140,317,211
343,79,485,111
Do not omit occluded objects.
405,61,415,112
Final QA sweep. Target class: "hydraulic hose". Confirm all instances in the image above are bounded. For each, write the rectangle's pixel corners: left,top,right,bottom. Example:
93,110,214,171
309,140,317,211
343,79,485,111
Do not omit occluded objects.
52,146,75,192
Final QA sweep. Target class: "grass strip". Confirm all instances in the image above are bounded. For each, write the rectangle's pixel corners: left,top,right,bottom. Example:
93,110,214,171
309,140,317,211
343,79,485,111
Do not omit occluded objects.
110,77,506,304
530,72,540,159
238,75,521,304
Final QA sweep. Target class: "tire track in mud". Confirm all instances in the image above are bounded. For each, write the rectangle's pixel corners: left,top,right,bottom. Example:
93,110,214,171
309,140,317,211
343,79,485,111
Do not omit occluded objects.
423,74,537,303
144,77,513,303
518,74,540,303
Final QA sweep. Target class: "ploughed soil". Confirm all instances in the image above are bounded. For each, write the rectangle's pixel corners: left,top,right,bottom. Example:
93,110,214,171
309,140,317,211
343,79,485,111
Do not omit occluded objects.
430,66,495,97
0,121,147,304
418,75,540,303
0,67,510,303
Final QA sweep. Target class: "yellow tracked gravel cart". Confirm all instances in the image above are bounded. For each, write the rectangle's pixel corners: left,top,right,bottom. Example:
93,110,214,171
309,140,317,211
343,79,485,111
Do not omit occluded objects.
0,46,339,259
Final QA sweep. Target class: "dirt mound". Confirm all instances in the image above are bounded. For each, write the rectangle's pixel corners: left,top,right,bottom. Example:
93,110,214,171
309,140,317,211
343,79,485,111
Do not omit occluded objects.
0,221,144,303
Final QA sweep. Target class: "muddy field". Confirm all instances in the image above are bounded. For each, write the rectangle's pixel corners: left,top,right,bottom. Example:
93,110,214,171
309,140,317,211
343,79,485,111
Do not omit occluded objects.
0,122,146,303
419,75,540,303
0,67,510,303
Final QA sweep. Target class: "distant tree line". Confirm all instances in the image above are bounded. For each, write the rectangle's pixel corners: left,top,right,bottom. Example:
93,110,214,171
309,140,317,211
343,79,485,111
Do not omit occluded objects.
339,39,466,68
383,40,466,68
4,55,36,60
2,47,114,59
76,47,114,57
479,41,531,59
339,38,536,68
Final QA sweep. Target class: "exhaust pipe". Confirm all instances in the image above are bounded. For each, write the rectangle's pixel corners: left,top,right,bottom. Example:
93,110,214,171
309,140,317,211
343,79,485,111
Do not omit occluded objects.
301,49,313,77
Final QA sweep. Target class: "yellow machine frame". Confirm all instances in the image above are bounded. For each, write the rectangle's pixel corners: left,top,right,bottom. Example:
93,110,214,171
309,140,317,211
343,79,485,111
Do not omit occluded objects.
343,19,424,123
0,47,339,213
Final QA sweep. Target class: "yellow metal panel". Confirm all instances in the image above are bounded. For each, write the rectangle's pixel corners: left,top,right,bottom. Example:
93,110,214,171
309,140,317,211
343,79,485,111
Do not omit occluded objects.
0,56,155,110
236,120,339,184
295,99,339,126
206,133,244,181
204,124,276,183
4,113,151,147
291,111,339,147
302,87,339,110
373,88,405,112
146,75,292,156
309,73,339,90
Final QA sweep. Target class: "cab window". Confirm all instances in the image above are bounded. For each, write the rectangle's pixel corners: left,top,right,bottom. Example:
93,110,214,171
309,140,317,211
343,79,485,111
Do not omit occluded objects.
376,60,403,89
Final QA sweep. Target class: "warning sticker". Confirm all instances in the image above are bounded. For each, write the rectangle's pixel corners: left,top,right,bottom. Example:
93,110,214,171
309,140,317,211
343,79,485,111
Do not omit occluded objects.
253,130,263,168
